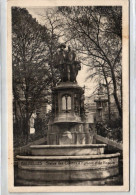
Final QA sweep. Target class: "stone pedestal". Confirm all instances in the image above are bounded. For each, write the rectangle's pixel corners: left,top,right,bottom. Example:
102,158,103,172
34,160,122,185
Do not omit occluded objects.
47,82,91,145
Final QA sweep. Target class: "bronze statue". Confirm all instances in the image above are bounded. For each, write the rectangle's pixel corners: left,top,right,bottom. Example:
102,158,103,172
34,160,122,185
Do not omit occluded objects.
54,44,81,82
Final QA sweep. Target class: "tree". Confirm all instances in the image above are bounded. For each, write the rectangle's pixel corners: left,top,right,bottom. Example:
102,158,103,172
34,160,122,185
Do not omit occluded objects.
85,60,112,120
58,6,122,118
12,7,58,141
35,8,66,87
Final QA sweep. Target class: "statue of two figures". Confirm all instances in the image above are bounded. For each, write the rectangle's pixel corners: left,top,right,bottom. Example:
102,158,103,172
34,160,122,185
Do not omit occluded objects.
54,44,81,82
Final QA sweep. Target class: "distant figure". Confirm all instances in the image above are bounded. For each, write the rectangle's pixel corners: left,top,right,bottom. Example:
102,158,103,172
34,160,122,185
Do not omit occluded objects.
30,112,37,134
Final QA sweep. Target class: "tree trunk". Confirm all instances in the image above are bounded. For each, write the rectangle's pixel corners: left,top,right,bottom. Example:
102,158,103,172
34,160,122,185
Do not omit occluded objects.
101,64,111,120
107,85,111,120
22,117,30,143
120,74,122,110
111,68,122,118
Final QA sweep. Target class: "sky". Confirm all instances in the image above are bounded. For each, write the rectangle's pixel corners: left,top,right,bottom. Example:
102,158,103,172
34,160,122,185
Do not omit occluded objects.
26,7,97,98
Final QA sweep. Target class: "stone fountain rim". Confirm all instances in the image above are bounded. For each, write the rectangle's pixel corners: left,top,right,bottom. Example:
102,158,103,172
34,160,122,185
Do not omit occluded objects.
16,152,120,160
30,144,107,149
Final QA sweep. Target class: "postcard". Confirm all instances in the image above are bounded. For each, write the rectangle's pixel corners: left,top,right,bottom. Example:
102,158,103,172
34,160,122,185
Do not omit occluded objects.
7,0,129,192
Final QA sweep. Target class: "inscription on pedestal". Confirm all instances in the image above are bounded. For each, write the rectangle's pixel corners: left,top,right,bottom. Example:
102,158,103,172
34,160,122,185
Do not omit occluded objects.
19,157,118,170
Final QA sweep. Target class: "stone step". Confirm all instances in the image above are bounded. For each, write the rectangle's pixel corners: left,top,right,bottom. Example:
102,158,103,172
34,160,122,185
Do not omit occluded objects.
30,144,107,156
94,134,123,150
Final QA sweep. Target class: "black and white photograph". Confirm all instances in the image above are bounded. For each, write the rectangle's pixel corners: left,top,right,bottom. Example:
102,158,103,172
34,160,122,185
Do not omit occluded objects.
7,0,129,192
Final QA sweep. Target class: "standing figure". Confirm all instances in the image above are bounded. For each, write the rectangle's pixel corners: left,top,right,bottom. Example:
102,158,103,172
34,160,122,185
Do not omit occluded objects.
66,46,81,82
54,44,66,82
30,112,37,134
72,61,81,82
54,44,81,82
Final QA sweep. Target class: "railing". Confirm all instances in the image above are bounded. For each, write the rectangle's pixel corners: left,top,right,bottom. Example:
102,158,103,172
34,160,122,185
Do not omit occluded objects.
14,137,47,165
94,134,123,150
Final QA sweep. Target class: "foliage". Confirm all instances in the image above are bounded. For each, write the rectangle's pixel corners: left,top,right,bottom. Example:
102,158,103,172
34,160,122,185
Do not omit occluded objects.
12,7,60,140
95,118,122,142
58,6,122,118
12,6,123,145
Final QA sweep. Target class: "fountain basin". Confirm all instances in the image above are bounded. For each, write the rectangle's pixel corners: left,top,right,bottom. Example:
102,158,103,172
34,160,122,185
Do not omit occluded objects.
15,176,121,186
30,144,106,156
17,153,120,171
17,167,119,181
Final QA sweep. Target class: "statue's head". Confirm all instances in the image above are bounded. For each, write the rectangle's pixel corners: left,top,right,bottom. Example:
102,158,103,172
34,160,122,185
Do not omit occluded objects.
58,43,66,51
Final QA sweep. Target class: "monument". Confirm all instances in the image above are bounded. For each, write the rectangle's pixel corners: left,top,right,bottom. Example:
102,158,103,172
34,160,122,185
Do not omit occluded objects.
16,44,121,186
47,44,90,145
